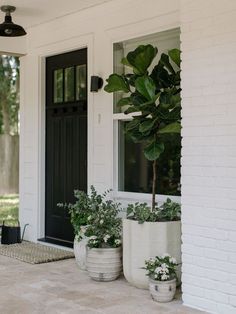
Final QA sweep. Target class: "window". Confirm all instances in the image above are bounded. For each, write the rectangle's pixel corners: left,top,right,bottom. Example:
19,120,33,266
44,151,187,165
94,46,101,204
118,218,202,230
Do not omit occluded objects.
53,64,87,104
113,29,181,196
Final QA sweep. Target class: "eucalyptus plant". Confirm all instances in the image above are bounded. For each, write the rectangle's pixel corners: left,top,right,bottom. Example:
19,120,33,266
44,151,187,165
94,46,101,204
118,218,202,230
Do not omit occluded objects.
104,44,181,210
58,186,109,238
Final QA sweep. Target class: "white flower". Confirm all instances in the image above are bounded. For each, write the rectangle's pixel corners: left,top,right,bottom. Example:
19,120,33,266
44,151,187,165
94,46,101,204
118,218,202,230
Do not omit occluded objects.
90,236,97,240
100,219,104,225
104,235,110,243
155,267,162,274
161,274,169,281
87,215,92,221
161,263,168,270
115,239,121,245
170,257,177,264
162,253,171,258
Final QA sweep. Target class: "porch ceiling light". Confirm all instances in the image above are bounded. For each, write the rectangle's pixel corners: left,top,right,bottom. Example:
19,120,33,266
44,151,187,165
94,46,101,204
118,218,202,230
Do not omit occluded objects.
0,5,26,37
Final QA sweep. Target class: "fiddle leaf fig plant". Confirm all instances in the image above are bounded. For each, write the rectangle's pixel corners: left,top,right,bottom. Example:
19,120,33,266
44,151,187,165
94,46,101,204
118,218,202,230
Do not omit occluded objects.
104,44,181,211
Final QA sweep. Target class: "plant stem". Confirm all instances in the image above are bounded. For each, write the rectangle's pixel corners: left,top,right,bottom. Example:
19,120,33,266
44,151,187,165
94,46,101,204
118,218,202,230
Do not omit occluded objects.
152,159,157,211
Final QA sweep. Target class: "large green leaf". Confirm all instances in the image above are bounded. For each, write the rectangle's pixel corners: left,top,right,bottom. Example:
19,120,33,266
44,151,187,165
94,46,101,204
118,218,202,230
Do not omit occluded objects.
139,119,155,133
130,93,147,106
135,76,156,101
150,63,172,89
126,118,140,132
126,45,158,75
128,127,146,143
159,122,181,134
160,53,175,74
124,106,140,114
144,142,164,161
168,49,181,68
117,97,131,107
167,106,181,121
104,74,129,93
159,90,181,109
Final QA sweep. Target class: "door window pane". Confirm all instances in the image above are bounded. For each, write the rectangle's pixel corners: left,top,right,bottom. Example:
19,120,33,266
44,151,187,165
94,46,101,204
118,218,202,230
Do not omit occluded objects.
64,67,75,102
54,69,63,103
119,121,181,196
76,65,86,101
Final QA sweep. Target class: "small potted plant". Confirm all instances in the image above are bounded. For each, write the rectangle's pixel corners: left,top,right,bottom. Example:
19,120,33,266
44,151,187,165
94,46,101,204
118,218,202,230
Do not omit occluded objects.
58,186,104,270
144,253,178,303
85,198,122,282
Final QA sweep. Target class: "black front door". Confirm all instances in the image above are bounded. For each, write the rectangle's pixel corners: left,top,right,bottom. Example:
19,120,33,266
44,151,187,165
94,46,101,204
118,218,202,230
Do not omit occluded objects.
45,49,87,247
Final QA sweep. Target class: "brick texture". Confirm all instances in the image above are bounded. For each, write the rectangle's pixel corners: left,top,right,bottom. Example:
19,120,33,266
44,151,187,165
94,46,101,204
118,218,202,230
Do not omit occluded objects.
181,1,236,313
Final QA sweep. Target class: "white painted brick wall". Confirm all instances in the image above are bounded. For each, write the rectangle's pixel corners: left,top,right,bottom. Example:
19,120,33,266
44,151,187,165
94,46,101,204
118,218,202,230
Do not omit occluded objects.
181,1,236,313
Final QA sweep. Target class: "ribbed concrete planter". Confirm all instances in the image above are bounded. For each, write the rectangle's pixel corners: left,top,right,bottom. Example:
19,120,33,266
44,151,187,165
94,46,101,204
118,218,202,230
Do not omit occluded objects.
123,219,181,289
149,278,176,303
74,237,88,271
87,247,122,281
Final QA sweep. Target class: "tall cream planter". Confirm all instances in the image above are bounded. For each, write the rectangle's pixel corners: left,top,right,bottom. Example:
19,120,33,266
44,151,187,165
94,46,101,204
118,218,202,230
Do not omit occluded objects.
123,219,181,289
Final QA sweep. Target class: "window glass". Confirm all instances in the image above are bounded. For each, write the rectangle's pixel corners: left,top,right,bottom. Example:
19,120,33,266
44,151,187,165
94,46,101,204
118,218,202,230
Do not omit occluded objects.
76,65,87,101
119,121,181,195
64,67,75,102
53,69,63,103
114,29,181,196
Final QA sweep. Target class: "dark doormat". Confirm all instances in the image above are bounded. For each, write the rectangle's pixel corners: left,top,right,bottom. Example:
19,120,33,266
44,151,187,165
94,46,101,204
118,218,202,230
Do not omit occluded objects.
0,241,74,264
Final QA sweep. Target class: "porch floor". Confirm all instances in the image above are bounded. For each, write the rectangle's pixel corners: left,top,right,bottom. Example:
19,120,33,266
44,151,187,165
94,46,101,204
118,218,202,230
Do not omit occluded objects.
0,255,206,314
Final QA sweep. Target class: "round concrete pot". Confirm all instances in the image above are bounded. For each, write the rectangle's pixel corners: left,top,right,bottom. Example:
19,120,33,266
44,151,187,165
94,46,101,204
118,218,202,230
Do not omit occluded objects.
123,219,181,289
87,247,122,282
74,237,88,270
149,278,176,303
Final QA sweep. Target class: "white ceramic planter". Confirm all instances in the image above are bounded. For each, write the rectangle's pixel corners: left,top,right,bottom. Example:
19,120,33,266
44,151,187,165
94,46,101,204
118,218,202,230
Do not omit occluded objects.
123,219,181,289
87,247,122,282
74,237,88,270
149,278,176,303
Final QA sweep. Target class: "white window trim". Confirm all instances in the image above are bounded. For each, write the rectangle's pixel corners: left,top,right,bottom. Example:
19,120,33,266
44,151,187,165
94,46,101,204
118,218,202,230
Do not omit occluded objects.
112,113,181,205
111,30,181,205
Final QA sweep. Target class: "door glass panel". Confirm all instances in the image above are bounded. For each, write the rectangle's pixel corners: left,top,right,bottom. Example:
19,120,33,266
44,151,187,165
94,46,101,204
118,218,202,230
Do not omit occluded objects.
54,69,63,103
76,64,87,101
65,67,75,102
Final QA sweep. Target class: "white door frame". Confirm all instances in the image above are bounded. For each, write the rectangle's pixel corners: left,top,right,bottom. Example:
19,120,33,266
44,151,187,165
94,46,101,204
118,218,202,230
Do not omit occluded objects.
36,34,94,239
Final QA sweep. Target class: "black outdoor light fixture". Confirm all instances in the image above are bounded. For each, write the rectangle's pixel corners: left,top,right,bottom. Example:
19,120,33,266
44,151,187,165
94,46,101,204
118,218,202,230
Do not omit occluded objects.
0,5,26,37
90,76,103,92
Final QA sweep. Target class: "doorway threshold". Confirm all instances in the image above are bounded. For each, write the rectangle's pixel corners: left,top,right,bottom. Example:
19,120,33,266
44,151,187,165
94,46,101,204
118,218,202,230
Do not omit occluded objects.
38,237,73,250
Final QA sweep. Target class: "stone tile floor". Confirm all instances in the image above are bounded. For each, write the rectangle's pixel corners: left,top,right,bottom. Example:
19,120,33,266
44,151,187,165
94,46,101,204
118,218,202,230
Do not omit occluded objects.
0,255,207,314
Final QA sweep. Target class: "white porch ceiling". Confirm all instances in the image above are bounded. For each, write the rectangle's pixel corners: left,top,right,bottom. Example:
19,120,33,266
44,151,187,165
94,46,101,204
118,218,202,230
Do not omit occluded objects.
0,0,114,29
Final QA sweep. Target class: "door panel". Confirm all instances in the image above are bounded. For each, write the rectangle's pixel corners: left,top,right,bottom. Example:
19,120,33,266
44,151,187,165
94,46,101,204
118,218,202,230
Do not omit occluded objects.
45,49,87,247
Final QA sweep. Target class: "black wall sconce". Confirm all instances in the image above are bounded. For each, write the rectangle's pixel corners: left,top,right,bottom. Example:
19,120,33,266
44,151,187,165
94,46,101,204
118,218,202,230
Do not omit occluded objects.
90,76,103,92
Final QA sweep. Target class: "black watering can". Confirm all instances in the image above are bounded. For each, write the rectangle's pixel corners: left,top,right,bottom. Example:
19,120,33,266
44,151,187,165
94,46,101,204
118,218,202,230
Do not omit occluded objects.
1,221,29,245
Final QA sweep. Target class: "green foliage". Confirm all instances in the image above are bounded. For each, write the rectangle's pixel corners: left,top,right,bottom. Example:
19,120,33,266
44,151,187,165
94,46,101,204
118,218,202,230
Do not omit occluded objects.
127,202,155,223
0,55,19,135
104,74,129,93
144,142,164,161
122,44,158,75
0,194,19,224
144,254,178,281
85,198,122,249
104,44,181,211
157,197,181,221
126,198,181,223
58,186,108,238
